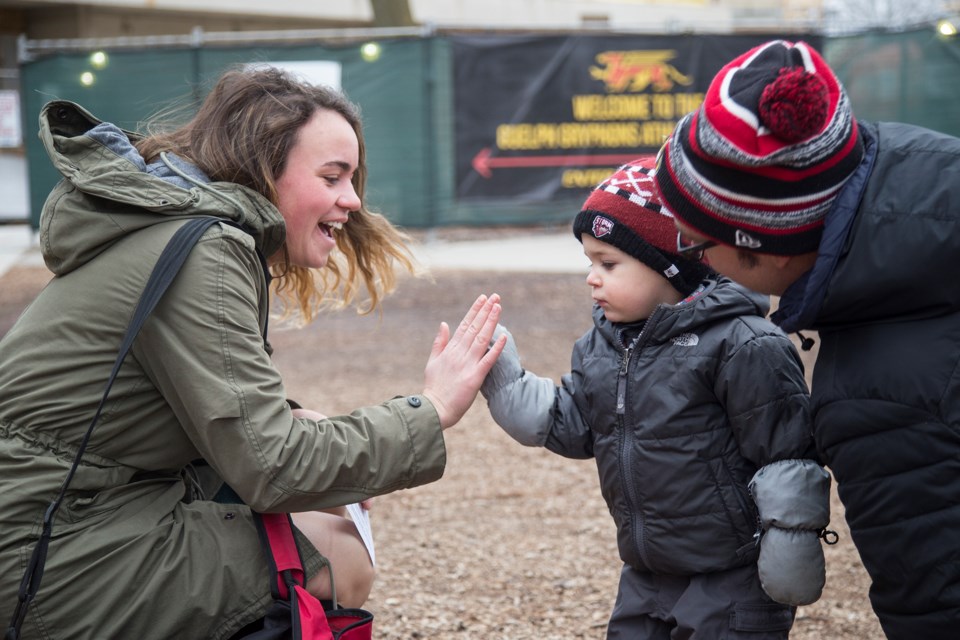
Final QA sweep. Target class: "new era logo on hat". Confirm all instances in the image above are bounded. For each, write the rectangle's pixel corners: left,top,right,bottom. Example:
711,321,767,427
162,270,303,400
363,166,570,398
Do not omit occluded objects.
735,230,762,249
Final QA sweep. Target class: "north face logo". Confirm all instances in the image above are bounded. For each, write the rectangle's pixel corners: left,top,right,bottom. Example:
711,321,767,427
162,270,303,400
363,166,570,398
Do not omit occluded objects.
672,333,699,347
593,216,614,238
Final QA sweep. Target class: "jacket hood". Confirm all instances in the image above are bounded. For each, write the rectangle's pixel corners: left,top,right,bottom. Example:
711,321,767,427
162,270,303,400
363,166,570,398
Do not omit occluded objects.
775,121,960,333
593,276,770,348
37,100,286,275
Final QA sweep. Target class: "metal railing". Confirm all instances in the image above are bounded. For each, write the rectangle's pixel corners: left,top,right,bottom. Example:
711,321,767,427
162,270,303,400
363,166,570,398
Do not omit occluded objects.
18,25,435,62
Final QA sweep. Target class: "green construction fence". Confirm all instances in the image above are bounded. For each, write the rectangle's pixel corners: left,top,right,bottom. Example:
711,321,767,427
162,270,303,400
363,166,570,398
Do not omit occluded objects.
17,27,960,231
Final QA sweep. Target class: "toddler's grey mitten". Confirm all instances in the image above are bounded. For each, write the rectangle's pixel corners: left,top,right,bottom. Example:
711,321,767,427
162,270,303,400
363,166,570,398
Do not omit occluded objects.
749,459,832,606
480,324,555,447
480,324,523,399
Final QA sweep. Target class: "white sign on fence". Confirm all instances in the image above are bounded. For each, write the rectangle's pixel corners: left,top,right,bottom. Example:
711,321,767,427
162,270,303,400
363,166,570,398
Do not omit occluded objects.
0,91,22,148
244,61,342,90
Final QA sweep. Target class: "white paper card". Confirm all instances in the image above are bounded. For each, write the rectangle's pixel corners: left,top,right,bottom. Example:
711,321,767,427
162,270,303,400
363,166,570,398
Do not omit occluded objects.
346,502,376,566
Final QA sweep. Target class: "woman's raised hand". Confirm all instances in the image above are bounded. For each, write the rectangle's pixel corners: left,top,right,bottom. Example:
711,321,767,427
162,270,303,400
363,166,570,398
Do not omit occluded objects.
422,294,507,429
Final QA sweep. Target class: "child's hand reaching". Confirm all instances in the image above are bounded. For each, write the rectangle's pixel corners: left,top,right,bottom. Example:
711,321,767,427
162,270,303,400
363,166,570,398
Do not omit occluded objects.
479,323,557,447
480,324,524,399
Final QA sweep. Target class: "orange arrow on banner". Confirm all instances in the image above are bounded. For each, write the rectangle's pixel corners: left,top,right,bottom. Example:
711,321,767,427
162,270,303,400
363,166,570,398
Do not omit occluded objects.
472,147,647,178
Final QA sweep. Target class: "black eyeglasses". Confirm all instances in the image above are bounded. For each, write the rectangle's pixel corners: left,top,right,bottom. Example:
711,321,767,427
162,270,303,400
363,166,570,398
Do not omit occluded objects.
676,230,717,260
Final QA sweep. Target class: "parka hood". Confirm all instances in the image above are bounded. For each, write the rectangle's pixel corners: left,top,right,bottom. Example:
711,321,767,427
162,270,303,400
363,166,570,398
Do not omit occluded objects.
37,100,286,275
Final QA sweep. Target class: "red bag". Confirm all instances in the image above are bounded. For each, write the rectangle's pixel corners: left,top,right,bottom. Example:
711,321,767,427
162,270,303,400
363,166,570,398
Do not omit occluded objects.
251,512,374,640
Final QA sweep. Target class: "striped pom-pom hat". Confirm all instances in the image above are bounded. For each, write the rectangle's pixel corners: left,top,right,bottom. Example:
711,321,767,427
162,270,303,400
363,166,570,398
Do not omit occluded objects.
573,156,710,296
655,40,864,255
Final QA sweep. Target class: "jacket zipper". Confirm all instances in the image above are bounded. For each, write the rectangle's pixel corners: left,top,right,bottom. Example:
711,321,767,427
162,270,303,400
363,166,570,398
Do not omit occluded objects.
617,308,661,570
616,345,631,417
617,344,647,567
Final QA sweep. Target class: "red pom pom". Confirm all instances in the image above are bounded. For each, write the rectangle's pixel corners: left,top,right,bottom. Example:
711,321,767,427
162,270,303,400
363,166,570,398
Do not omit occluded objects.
758,67,830,142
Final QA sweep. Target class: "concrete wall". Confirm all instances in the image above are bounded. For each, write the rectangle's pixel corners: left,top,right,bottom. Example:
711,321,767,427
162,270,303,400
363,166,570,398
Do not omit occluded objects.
2,0,820,40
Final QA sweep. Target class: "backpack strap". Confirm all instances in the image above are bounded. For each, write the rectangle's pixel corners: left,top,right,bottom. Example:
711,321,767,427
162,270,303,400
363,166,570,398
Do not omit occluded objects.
254,513,318,601
6,216,224,640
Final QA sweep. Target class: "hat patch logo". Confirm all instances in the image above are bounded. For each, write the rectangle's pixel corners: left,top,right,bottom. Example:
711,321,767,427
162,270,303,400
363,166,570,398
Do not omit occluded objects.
735,230,762,249
593,216,615,238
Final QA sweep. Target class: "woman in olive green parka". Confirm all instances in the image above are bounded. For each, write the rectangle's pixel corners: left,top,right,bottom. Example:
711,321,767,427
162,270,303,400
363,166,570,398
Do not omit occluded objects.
0,68,505,639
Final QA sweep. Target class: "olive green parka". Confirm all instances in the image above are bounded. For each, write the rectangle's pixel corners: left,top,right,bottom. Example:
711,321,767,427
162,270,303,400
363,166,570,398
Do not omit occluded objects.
0,101,446,639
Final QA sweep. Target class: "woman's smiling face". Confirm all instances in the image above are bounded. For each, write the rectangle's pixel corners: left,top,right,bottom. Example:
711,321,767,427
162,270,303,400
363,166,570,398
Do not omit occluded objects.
273,108,362,269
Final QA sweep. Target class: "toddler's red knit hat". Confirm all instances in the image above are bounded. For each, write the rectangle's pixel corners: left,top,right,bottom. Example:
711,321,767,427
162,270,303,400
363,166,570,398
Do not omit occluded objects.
655,40,864,255
573,156,710,297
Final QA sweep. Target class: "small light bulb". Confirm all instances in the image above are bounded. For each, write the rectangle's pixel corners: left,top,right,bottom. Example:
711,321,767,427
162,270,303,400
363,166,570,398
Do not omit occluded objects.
938,19,957,37
360,42,381,62
80,71,95,86
90,51,108,69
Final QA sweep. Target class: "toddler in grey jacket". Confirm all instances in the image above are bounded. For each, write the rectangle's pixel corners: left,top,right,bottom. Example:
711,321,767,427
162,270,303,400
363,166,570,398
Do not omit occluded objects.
481,158,833,639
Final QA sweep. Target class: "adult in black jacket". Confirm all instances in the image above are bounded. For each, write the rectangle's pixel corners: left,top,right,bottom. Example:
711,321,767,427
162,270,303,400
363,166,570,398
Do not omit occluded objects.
656,38,960,639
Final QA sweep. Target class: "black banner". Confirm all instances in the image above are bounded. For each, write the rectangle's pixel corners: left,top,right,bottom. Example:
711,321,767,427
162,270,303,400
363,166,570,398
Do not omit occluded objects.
453,34,820,202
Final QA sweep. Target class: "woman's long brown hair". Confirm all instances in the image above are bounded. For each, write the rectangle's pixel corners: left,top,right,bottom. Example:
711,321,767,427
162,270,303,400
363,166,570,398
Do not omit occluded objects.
137,66,417,321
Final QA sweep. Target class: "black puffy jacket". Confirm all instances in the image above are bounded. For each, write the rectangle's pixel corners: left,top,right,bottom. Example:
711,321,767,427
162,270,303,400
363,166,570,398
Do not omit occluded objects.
547,278,815,575
773,121,960,639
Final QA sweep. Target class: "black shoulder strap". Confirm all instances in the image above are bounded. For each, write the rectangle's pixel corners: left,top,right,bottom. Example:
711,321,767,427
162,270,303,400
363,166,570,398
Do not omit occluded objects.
6,216,223,640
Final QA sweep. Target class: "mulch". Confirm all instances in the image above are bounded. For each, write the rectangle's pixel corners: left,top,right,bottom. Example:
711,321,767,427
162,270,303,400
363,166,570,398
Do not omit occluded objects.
0,260,885,639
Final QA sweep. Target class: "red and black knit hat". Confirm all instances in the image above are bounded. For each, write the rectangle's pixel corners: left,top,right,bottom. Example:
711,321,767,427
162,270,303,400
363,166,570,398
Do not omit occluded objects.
573,157,711,297
655,40,864,255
